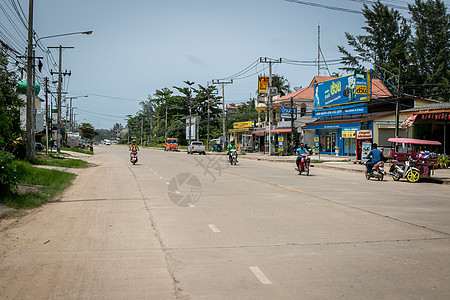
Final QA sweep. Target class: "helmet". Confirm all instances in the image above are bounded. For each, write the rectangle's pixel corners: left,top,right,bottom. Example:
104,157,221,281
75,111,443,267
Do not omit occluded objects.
132,139,136,143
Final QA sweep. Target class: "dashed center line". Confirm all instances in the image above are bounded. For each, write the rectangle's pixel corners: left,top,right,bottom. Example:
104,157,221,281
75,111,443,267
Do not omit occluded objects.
249,266,272,285
276,184,303,193
208,224,221,233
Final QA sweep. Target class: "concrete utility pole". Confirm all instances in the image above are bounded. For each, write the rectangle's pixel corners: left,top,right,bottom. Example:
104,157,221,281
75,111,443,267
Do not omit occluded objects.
395,60,401,140
212,79,233,150
44,77,49,155
259,57,282,155
49,46,73,154
25,0,34,159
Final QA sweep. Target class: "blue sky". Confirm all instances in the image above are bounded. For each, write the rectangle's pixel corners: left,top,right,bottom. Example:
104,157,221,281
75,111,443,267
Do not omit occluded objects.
3,0,445,128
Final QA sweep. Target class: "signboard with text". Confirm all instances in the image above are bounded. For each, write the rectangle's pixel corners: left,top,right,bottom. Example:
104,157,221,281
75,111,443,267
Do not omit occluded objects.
314,71,370,108
233,121,254,129
258,76,270,94
280,107,297,120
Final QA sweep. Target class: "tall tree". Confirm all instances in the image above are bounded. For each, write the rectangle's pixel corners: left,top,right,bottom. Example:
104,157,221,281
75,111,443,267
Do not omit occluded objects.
0,53,23,153
271,74,292,97
408,0,449,99
79,123,99,141
338,0,411,87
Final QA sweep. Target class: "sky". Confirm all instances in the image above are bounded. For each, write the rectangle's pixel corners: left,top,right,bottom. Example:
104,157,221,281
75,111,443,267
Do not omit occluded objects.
2,0,448,129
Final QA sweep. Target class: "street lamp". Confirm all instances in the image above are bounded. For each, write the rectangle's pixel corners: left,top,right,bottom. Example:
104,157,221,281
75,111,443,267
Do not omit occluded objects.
66,96,88,132
35,31,93,44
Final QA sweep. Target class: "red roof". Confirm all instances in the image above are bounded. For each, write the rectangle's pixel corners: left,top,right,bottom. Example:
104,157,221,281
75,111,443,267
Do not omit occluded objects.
277,75,392,102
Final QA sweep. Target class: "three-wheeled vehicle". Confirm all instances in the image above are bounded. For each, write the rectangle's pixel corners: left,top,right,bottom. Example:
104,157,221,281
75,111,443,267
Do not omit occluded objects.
163,138,179,151
387,137,441,183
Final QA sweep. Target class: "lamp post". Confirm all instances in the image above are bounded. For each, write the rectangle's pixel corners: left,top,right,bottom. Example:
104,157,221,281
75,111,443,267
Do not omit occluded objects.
42,30,92,154
67,96,88,132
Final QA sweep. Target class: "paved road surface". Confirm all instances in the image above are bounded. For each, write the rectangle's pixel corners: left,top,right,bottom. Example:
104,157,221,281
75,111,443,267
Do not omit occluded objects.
1,145,449,299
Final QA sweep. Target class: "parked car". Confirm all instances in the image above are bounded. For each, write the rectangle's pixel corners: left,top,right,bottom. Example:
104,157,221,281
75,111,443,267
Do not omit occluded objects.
35,142,44,151
187,141,206,155
104,139,111,146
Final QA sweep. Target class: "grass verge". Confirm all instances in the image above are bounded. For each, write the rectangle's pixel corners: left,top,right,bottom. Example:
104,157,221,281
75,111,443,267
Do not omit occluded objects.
31,155,88,168
2,160,76,209
62,147,94,155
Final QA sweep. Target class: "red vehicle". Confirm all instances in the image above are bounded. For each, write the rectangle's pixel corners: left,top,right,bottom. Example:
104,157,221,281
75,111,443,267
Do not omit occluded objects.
163,138,179,151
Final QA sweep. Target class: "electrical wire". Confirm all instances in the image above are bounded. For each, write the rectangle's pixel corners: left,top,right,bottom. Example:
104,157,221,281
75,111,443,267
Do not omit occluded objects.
284,0,363,14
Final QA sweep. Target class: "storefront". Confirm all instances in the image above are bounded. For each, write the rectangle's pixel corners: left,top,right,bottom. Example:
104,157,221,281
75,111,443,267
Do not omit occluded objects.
228,121,255,152
307,122,361,156
401,103,450,154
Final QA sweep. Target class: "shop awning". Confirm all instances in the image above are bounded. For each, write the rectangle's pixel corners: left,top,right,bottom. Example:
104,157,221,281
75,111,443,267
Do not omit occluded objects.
400,114,417,128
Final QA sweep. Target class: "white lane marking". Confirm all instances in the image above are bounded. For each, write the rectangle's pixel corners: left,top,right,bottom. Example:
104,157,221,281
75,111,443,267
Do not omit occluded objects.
166,182,170,185
160,176,163,179
249,266,272,285
208,224,221,233
175,191,181,194
188,203,195,208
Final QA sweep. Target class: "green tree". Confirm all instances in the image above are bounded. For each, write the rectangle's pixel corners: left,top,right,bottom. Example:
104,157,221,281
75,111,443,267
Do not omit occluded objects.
0,53,24,153
271,74,292,97
79,123,99,140
338,0,411,86
408,0,450,99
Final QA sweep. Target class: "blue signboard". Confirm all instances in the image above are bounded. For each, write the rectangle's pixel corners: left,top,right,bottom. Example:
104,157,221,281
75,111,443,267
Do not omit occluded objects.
307,122,360,130
311,104,367,118
280,107,297,120
314,72,370,108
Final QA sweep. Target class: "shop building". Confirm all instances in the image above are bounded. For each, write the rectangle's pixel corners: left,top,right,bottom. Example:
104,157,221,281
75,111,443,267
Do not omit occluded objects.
400,102,450,154
307,71,397,156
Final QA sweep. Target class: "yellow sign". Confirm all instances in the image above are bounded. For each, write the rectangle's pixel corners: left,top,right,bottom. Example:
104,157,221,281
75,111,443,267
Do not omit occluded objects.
356,85,367,94
258,76,269,94
342,130,355,138
233,121,254,129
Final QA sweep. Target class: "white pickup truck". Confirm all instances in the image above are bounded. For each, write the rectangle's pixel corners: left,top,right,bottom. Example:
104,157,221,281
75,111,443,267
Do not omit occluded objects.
187,141,206,155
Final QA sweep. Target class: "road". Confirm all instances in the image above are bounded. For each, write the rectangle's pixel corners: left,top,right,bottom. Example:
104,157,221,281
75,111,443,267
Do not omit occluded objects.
1,145,449,299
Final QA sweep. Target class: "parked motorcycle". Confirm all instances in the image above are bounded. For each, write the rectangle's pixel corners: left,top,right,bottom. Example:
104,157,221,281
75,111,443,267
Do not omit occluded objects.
130,152,138,165
229,149,237,165
296,154,310,176
389,156,421,183
365,159,385,181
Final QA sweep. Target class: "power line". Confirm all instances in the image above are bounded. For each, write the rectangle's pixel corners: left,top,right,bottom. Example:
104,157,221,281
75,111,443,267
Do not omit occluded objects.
284,0,363,14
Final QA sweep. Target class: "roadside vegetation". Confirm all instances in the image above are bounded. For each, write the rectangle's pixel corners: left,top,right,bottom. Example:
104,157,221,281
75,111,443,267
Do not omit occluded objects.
62,147,94,155
1,158,76,209
31,155,89,168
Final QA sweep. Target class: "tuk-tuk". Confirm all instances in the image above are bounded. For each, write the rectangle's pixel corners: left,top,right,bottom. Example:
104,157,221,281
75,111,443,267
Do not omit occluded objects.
388,137,441,182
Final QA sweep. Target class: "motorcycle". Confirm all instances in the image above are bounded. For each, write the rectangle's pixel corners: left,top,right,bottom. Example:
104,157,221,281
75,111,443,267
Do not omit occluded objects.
364,159,385,181
389,156,421,183
296,154,310,176
229,149,237,165
130,152,138,165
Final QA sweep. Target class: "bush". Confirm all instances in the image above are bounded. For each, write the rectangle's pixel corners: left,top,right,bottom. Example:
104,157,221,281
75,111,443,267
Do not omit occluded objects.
0,150,18,195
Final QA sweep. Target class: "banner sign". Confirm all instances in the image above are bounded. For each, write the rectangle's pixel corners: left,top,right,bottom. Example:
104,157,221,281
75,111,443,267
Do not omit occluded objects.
314,71,370,108
356,129,372,140
311,104,367,118
280,107,297,120
314,135,320,154
258,76,269,94
278,135,284,151
233,121,254,129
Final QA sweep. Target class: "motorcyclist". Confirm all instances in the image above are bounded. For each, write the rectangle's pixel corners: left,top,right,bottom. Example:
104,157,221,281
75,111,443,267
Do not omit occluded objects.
227,141,237,162
295,143,309,172
365,143,383,174
129,139,139,161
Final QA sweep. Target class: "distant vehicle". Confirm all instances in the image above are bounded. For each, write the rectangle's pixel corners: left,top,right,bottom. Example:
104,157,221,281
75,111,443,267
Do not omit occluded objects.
104,139,111,146
163,138,179,151
187,141,206,155
35,142,44,151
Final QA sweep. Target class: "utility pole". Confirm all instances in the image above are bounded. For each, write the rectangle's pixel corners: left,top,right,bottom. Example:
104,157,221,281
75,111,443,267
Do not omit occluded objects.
212,79,233,150
290,97,295,154
25,0,34,159
395,60,401,140
49,46,73,154
44,77,49,155
259,57,282,155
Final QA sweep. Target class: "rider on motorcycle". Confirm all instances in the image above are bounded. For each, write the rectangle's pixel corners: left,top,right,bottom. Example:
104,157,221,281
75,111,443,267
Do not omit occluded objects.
227,141,237,162
295,143,309,172
364,143,383,175
129,139,139,161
